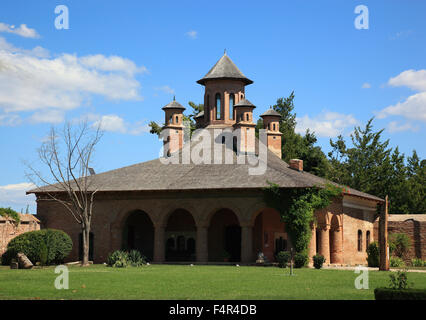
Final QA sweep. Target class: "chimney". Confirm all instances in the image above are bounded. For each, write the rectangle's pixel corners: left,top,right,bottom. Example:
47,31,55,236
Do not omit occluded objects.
289,159,303,171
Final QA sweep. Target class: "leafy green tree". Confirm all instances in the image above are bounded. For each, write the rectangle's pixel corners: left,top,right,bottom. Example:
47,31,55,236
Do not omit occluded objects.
406,150,426,213
257,92,330,177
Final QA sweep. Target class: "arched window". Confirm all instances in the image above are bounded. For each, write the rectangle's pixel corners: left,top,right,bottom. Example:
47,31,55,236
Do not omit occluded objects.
175,115,178,123
215,93,221,120
357,230,363,252
366,231,370,249
169,115,173,124
206,94,210,121
229,93,234,120
246,113,249,122
273,123,276,131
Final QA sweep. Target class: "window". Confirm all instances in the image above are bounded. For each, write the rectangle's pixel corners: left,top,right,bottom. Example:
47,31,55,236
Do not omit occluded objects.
215,93,221,120
175,115,178,123
246,113,249,122
273,123,276,131
357,230,362,252
229,93,234,120
366,231,370,249
169,115,173,124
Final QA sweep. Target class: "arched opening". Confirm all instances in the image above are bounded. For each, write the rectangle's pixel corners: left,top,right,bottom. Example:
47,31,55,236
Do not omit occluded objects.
208,209,241,262
215,93,221,120
252,208,286,262
229,93,234,120
165,209,196,261
329,215,342,264
122,210,154,261
357,230,363,252
366,230,371,249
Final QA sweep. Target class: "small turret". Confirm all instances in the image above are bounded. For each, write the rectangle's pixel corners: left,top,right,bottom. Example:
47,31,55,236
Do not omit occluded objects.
162,98,185,156
233,99,256,154
260,108,282,158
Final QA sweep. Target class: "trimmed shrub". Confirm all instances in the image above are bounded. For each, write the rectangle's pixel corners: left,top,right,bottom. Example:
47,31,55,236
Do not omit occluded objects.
411,258,425,267
2,229,72,265
313,254,325,269
374,288,426,300
294,252,308,268
366,242,380,267
390,257,405,268
276,251,290,268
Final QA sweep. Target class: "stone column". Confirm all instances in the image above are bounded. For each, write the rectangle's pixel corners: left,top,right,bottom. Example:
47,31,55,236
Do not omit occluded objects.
241,225,253,263
330,227,343,264
153,225,165,263
318,224,330,264
196,226,208,263
308,224,316,265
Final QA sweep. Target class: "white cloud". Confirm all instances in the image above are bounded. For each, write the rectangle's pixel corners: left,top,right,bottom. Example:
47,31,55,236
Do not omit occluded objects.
377,92,426,122
186,30,198,39
388,121,419,133
362,82,371,89
155,85,175,95
296,112,358,138
29,109,65,124
0,22,39,38
0,37,147,125
0,182,36,213
91,114,150,135
388,69,426,91
0,113,21,126
377,70,426,122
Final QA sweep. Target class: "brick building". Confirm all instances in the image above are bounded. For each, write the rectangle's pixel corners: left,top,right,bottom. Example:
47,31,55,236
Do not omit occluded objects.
29,53,384,265
0,213,40,255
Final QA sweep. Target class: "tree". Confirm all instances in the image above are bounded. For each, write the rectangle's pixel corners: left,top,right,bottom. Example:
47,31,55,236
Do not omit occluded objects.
257,92,330,177
26,121,102,266
406,150,426,213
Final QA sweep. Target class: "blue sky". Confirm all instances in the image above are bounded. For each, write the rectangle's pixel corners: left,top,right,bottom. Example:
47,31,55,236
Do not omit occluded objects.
0,0,425,212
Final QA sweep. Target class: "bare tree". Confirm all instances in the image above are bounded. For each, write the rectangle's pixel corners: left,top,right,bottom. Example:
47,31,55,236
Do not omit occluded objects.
26,120,103,266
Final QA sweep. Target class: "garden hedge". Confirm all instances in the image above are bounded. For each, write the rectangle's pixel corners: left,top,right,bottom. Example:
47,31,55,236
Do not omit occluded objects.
374,288,426,300
1,229,72,265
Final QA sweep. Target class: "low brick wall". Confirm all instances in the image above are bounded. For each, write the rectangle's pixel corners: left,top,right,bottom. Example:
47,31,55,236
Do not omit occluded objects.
0,214,40,255
373,214,426,261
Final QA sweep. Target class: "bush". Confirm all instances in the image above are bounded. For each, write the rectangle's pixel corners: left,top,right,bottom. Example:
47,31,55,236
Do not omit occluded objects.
128,250,146,267
389,233,411,259
411,258,425,267
294,252,308,268
276,251,290,268
2,229,72,265
374,288,426,300
107,250,129,268
366,242,380,267
390,257,405,268
313,254,325,269
389,270,410,290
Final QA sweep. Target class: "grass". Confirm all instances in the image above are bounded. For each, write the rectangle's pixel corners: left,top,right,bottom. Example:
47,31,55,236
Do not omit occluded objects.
1,264,426,300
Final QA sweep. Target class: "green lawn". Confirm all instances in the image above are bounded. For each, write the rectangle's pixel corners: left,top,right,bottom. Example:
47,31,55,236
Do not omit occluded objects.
1,264,426,300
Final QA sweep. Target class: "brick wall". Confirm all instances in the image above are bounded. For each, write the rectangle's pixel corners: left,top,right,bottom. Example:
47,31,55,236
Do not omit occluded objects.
0,216,40,255
373,217,426,261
